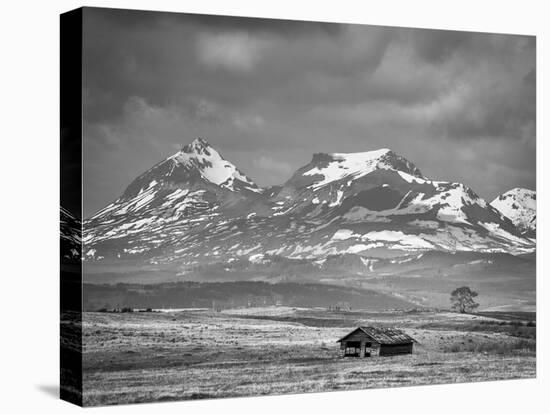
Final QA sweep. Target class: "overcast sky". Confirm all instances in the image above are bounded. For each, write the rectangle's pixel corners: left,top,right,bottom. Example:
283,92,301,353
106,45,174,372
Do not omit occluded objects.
82,7,535,218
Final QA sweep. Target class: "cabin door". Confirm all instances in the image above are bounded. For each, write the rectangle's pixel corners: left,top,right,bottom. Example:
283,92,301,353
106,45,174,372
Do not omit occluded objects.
364,342,372,357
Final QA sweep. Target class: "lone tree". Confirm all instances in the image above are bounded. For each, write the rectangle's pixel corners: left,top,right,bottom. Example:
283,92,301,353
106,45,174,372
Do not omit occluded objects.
450,286,479,313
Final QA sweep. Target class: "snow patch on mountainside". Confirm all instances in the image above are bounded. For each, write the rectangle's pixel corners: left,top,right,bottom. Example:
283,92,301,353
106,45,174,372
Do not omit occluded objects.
331,229,357,240
362,230,435,250
331,229,434,251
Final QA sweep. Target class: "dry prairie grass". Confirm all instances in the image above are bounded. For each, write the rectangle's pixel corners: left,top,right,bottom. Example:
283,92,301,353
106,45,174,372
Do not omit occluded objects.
81,308,535,406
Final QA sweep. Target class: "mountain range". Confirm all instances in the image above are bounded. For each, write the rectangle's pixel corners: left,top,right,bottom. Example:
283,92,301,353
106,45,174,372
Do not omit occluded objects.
80,138,535,269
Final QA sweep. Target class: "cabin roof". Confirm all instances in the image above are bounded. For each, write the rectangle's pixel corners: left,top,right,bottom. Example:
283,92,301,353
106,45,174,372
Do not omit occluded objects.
337,326,415,345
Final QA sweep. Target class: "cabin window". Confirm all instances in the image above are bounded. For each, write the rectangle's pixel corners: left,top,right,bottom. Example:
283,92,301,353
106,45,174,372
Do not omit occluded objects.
344,341,361,356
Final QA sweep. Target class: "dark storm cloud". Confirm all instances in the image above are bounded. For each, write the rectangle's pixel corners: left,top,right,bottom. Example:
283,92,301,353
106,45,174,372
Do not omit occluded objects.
82,7,536,217
411,29,472,64
82,8,349,123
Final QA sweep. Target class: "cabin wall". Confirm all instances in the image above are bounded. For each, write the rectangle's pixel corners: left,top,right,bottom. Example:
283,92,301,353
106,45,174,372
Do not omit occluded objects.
340,335,380,357
340,340,413,357
379,343,413,356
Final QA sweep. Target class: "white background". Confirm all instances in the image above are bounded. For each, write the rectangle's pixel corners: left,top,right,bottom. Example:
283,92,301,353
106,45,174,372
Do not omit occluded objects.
0,0,547,412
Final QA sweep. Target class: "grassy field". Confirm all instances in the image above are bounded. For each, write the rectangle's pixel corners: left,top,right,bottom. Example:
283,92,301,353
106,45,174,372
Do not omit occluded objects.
82,308,536,406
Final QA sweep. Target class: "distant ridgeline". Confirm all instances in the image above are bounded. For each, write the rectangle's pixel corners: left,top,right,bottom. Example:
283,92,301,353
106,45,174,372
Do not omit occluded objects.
82,281,417,312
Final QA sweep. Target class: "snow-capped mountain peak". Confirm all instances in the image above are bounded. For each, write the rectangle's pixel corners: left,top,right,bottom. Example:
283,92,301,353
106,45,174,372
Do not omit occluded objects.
170,137,260,192
491,188,536,237
87,138,262,225
301,148,423,190
183,136,211,154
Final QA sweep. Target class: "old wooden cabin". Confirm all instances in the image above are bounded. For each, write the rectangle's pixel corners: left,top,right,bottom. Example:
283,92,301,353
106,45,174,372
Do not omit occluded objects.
337,327,414,357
